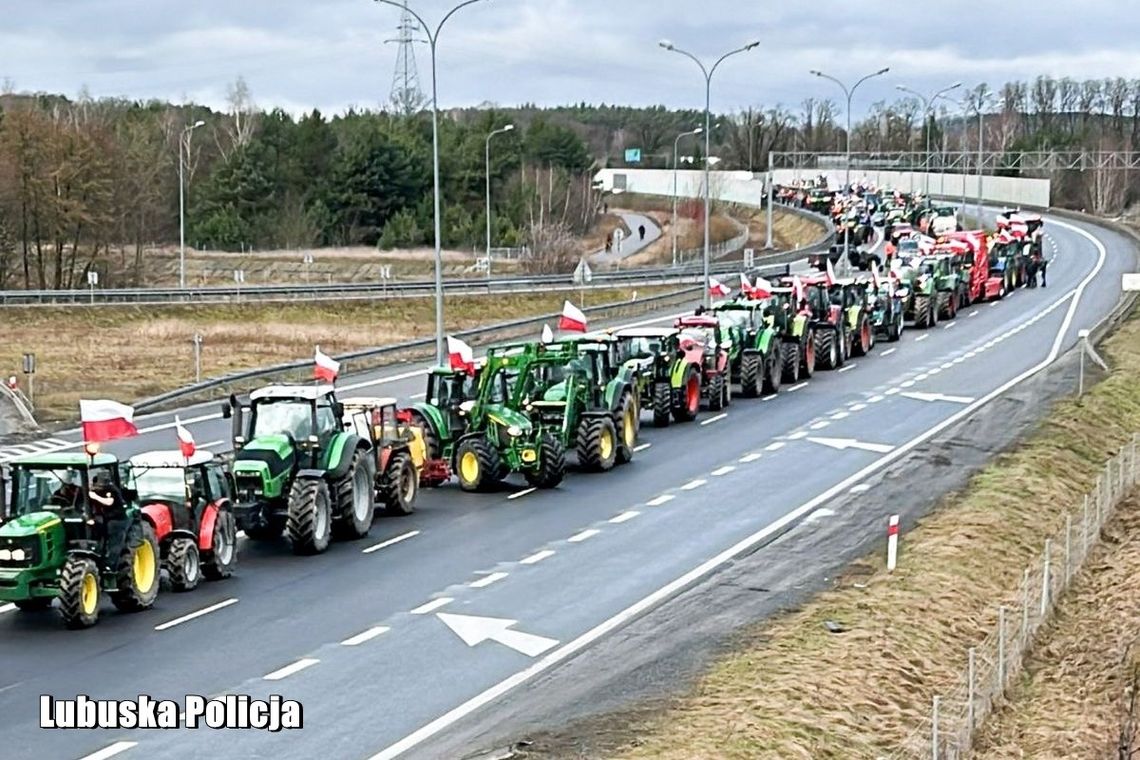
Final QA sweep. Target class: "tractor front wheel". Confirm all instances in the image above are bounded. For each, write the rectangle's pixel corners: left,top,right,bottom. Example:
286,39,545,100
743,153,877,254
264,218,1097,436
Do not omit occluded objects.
111,521,160,612
801,331,817,378
167,537,201,592
202,510,237,581
381,452,418,516
525,433,565,489
914,295,932,328
577,417,618,472
707,373,726,411
455,437,501,492
286,479,334,555
815,329,838,370
614,392,637,465
333,450,375,540
651,381,672,427
673,365,701,423
763,347,783,395
781,340,801,383
739,353,763,398
59,555,101,629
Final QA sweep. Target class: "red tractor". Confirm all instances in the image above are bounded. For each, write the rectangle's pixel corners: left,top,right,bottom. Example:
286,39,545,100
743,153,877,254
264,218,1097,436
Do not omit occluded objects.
941,230,1006,304
675,314,733,411
129,450,238,592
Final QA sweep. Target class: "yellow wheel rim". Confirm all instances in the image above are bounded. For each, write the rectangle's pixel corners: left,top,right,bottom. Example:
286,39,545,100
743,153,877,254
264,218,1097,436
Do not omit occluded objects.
600,428,614,460
623,410,635,447
133,540,156,594
460,451,480,483
81,572,98,615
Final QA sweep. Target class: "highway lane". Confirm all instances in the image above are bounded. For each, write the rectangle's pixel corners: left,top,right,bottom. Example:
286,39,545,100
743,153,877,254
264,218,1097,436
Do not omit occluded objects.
0,212,1129,760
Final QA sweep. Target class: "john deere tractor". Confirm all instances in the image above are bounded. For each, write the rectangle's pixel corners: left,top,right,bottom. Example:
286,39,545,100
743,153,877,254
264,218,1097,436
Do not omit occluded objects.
223,384,376,555
0,452,160,629
612,326,703,427
712,298,784,397
405,357,565,492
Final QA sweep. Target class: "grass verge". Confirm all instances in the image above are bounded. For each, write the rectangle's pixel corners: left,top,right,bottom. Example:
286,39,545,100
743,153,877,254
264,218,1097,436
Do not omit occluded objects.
598,307,1140,760
3,287,672,423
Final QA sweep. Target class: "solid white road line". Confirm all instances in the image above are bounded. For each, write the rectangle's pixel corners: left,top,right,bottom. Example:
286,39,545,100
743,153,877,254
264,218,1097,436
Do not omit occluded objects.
470,572,509,589
700,413,728,426
838,365,856,373
519,550,555,565
198,440,226,450
646,494,675,507
507,488,537,501
363,530,421,554
739,453,763,463
410,392,427,399
363,222,1107,760
0,603,15,614
568,529,601,543
680,479,707,490
915,334,930,342
341,626,391,646
609,511,641,524
263,658,320,681
787,382,808,392
849,484,871,494
765,442,785,451
154,598,239,632
79,742,138,760
881,348,897,356
633,442,652,452
710,466,735,477
410,598,453,615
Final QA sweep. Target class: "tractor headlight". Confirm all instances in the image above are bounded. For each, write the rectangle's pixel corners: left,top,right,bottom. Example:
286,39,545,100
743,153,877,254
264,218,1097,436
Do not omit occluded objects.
10,548,24,561
507,425,523,438
0,549,9,560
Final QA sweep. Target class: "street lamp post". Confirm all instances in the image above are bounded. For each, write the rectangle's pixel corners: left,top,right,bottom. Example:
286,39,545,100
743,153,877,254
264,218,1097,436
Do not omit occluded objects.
374,0,490,365
747,115,762,172
896,82,962,196
672,126,702,267
660,38,760,308
485,123,514,279
938,93,997,226
810,67,889,271
179,119,205,289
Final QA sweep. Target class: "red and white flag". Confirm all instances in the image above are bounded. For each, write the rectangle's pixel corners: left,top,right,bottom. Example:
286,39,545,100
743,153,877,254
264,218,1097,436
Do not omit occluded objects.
559,301,588,333
541,324,554,343
750,276,773,299
79,399,138,443
825,257,837,287
708,277,731,298
447,335,475,373
791,274,806,306
739,272,753,295
175,416,195,459
314,346,340,383
871,265,881,291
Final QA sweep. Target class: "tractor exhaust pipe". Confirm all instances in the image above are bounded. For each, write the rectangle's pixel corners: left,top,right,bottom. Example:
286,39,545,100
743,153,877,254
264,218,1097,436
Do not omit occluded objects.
225,394,246,449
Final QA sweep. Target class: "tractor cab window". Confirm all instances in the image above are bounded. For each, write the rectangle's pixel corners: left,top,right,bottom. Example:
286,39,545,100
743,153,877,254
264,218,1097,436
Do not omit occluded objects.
486,368,516,404
11,466,85,516
625,337,661,358
205,464,229,502
315,400,338,436
133,466,188,504
252,399,314,441
680,326,715,351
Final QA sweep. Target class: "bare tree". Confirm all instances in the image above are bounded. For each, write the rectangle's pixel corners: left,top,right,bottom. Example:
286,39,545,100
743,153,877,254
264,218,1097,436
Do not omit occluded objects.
217,76,258,161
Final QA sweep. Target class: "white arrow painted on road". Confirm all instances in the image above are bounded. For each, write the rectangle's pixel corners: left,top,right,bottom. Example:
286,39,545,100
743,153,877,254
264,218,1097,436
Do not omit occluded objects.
437,613,559,657
807,436,895,454
900,391,975,405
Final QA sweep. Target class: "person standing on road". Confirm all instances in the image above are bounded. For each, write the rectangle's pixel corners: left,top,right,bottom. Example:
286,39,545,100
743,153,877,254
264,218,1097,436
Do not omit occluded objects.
605,232,612,253
638,224,646,241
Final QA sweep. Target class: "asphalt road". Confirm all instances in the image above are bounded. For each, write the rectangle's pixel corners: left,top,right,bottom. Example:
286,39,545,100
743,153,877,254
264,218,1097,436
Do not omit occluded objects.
0,211,1131,760
589,212,662,264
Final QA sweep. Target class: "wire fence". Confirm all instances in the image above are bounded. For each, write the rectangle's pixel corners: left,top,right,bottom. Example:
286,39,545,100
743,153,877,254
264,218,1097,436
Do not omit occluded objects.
889,433,1139,760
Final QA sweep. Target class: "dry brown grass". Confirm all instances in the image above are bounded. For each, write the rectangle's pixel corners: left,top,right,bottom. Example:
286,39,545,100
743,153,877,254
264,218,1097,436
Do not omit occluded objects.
607,308,1140,760
973,494,1140,759
2,288,666,423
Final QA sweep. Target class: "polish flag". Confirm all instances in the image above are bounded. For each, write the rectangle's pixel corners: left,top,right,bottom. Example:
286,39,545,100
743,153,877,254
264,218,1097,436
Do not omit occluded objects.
825,257,837,287
79,399,138,443
791,275,806,306
750,276,774,299
559,301,588,333
739,272,753,295
314,346,340,383
447,335,476,373
541,324,554,343
708,277,731,298
871,265,882,292
175,416,195,459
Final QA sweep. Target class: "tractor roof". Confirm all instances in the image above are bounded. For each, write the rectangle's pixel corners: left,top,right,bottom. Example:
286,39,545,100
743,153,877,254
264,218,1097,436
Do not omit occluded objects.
613,326,676,338
250,384,335,401
9,451,119,467
130,450,216,468
676,315,719,328
338,396,398,409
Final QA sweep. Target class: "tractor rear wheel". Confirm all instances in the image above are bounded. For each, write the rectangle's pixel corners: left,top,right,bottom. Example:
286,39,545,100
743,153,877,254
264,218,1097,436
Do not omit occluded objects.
763,347,783,395
707,373,725,411
739,353,763,398
614,391,637,465
651,381,672,427
202,509,237,581
111,521,160,612
455,437,501,492
381,452,418,516
15,597,52,611
167,537,201,592
286,479,333,555
914,295,931,328
781,340,801,383
58,555,101,629
577,416,618,472
333,449,375,540
672,365,701,423
525,433,565,489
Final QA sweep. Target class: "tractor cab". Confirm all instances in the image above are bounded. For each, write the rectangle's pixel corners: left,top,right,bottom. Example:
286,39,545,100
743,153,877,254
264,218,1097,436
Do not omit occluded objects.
226,385,344,471
128,450,228,533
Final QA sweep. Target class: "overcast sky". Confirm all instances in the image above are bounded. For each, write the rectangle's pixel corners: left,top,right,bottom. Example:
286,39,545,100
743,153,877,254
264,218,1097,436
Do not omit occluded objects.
4,0,1139,118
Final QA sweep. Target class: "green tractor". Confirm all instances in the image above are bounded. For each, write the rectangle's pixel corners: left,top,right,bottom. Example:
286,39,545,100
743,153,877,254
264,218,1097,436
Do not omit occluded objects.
895,255,961,328
767,283,817,383
223,384,376,555
611,326,704,427
831,280,876,357
712,298,784,397
404,358,565,493
0,452,160,628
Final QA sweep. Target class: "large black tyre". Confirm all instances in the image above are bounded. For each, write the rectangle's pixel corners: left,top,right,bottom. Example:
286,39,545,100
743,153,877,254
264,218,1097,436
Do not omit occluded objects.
914,295,932,328
888,311,902,342
58,555,101,629
614,391,637,465
576,416,617,472
14,597,52,611
333,449,375,539
455,437,501,493
381,452,418,516
525,433,565,489
167,537,201,592
651,381,672,427
739,353,763,398
286,479,333,555
407,410,440,460
852,317,872,357
801,331,816,378
202,509,237,581
780,340,801,383
707,373,725,411
111,521,160,612
815,329,838,370
672,364,701,423
762,347,783,395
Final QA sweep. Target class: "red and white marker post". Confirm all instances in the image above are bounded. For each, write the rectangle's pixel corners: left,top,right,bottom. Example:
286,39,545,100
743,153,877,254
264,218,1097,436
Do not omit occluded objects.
887,514,900,571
